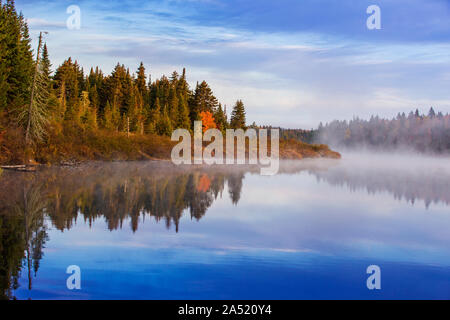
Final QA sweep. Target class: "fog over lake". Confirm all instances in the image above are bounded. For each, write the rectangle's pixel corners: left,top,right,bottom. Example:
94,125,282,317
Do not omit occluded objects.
1,153,449,300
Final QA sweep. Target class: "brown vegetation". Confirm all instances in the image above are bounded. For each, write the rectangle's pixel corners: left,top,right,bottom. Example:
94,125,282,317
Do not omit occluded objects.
0,122,340,165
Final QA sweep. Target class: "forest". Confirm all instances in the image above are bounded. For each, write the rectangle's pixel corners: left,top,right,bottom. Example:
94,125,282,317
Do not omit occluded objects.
0,1,340,165
0,1,248,164
315,108,450,153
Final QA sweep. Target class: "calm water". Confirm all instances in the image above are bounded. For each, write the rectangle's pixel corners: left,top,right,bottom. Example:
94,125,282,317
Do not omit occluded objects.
1,153,449,300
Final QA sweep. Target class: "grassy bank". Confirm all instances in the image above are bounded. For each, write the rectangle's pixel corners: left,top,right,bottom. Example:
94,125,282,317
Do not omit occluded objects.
0,124,340,165
280,139,341,159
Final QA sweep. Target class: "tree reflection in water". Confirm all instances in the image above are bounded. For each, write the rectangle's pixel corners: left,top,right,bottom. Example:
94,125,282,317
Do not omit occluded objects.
0,159,449,299
0,162,247,299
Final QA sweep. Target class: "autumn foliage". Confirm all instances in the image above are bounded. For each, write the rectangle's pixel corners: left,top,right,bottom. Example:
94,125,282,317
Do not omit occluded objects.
200,111,216,133
197,174,212,193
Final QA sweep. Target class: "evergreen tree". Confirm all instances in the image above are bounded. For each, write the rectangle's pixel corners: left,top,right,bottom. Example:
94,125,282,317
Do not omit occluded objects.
168,86,178,125
156,105,173,136
177,68,190,101
135,62,147,96
40,43,52,106
230,99,246,129
428,107,436,118
175,94,190,130
54,58,82,121
0,3,9,111
0,1,34,114
214,103,228,133
19,32,49,144
190,81,218,126
103,100,119,131
145,97,161,134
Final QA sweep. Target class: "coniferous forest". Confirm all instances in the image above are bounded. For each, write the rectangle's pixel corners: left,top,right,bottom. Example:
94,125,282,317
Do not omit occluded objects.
315,108,450,153
0,1,341,165
0,1,252,165
8,0,448,165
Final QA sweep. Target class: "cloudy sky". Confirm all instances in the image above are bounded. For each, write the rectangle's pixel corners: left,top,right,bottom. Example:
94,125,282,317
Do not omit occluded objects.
16,0,450,128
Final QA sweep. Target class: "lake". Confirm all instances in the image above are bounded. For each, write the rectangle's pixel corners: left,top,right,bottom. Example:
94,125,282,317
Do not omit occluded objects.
1,153,449,300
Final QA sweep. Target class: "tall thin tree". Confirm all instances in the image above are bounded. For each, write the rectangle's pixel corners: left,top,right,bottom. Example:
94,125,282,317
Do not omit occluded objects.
21,31,49,147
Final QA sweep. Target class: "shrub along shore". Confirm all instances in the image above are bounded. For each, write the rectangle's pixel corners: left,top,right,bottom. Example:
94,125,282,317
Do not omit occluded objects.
0,124,340,167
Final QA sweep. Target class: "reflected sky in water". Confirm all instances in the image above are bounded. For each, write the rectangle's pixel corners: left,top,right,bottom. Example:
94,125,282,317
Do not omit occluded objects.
1,154,449,300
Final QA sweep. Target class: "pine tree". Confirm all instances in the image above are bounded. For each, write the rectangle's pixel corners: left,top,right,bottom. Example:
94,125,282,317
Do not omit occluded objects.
175,94,190,130
79,91,91,126
428,107,436,118
230,99,246,129
54,58,82,121
190,81,218,125
145,97,161,134
156,104,172,136
0,3,10,111
19,32,49,145
40,43,52,109
41,44,51,77
168,86,178,125
0,1,34,115
103,100,119,131
214,103,228,133
177,68,190,101
170,71,179,85
136,62,147,94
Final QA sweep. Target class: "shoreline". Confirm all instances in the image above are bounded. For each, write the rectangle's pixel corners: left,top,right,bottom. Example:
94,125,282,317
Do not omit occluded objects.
0,148,342,173
0,128,341,169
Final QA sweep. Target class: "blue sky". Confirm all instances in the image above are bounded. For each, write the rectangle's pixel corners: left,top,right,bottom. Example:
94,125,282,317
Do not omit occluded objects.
16,0,450,128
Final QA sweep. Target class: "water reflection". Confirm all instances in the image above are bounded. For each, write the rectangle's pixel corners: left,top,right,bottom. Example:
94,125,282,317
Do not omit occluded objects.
0,156,449,299
0,163,248,299
0,182,49,299
1,164,245,233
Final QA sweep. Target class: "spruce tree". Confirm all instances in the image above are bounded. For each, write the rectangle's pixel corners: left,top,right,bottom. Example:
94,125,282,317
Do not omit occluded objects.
40,43,51,106
428,107,436,118
175,94,190,130
168,86,178,126
103,101,114,130
0,3,9,111
136,62,147,95
214,103,228,133
157,105,173,136
145,97,161,134
1,1,34,115
190,81,218,124
19,32,49,145
230,100,246,129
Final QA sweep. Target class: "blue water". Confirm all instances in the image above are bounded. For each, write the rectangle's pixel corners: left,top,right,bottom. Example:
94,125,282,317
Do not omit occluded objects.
2,154,450,300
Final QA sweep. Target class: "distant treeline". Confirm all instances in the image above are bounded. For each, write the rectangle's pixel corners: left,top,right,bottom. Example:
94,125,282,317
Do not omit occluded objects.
260,126,318,143
316,108,450,153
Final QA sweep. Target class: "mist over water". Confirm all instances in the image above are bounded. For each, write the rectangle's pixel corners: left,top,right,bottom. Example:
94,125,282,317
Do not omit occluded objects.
1,153,449,299
315,110,450,155
298,151,450,208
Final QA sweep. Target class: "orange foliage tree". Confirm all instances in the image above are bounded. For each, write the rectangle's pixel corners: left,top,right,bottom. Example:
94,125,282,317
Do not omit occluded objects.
199,111,216,133
197,174,212,193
